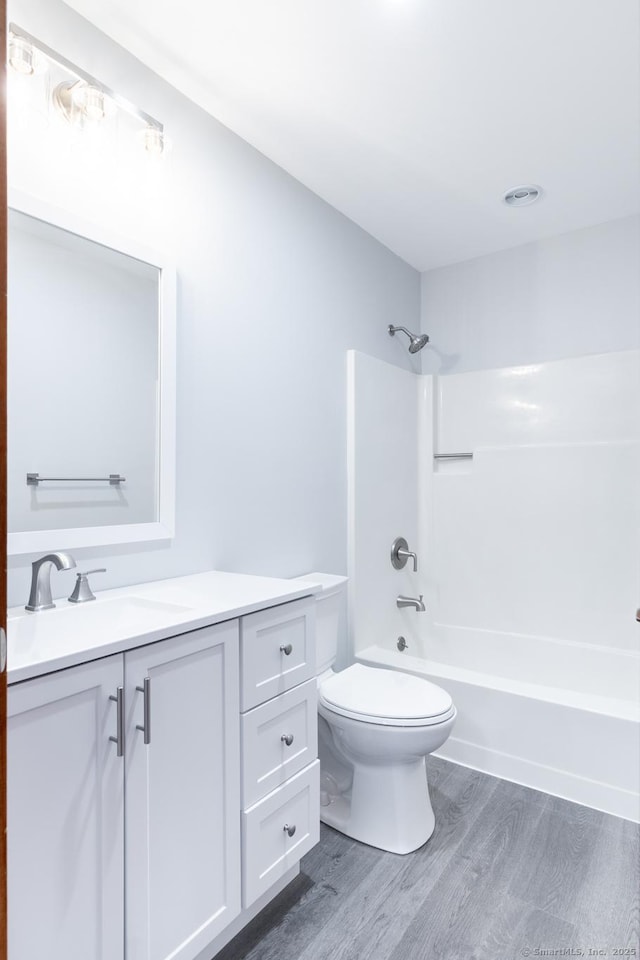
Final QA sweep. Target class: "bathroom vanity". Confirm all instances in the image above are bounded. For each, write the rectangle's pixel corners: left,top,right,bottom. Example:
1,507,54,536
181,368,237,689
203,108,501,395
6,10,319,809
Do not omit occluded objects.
6,571,322,960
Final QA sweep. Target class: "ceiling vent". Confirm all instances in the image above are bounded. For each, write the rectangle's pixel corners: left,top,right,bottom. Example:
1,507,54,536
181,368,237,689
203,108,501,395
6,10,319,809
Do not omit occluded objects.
503,185,542,207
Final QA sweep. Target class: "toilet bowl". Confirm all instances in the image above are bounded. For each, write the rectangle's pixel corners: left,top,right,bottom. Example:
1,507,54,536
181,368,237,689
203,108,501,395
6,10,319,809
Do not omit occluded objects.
318,663,456,854
292,573,457,856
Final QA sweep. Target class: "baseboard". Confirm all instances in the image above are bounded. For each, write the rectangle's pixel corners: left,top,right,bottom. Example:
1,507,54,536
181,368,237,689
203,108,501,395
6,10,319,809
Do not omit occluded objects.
435,736,640,823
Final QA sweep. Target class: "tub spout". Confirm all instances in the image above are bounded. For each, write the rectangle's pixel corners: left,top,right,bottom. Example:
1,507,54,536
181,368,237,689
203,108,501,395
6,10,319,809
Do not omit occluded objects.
396,595,426,612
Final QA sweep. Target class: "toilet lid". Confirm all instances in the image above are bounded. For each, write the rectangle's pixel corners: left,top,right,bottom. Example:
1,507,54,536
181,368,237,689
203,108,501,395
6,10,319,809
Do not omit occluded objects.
319,663,454,726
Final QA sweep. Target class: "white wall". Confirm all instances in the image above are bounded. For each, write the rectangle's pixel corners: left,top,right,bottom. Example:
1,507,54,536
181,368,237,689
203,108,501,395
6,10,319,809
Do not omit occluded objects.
421,215,640,374
6,0,421,607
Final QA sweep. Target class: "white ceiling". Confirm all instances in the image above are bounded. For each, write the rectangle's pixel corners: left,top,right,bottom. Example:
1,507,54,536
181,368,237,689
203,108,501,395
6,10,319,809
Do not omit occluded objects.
64,0,640,271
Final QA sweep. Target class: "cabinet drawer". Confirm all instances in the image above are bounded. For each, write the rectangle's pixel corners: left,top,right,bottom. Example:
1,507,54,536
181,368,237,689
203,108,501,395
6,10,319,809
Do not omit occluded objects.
242,761,320,908
240,598,316,711
242,679,318,808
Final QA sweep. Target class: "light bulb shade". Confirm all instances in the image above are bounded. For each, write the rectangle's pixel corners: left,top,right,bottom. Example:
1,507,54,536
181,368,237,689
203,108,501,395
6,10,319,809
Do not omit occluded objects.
73,83,108,122
8,35,48,76
9,36,35,75
53,80,113,127
142,125,169,156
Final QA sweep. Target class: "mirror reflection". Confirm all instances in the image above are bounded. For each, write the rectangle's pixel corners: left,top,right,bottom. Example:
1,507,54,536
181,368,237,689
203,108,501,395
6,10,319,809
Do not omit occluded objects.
8,209,161,536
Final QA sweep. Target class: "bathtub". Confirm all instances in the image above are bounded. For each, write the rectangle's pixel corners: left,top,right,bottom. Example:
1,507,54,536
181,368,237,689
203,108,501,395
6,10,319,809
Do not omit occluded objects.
356,632,640,822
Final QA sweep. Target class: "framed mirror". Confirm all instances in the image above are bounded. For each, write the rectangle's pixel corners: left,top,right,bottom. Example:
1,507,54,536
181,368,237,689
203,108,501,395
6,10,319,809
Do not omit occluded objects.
7,190,176,554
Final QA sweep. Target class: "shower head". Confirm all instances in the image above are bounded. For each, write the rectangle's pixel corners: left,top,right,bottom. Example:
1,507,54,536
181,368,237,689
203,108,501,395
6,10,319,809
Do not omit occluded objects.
388,324,430,354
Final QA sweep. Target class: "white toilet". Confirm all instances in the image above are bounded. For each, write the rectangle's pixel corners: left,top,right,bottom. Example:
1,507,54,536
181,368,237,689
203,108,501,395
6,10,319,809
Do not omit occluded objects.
296,573,456,856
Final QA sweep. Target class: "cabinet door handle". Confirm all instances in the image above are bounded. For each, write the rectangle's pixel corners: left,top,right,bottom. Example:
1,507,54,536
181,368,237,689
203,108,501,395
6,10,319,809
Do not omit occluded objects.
281,733,294,746
283,823,296,838
136,677,151,745
279,644,293,656
109,687,124,757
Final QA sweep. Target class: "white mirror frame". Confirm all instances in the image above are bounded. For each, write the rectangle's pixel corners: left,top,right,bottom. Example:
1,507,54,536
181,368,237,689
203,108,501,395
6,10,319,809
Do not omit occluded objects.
7,189,176,555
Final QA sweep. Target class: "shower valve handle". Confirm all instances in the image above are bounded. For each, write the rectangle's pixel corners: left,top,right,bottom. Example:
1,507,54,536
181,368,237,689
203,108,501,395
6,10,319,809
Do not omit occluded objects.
391,537,418,572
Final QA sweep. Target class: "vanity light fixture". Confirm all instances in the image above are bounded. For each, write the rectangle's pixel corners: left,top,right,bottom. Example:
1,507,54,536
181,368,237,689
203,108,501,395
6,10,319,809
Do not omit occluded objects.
8,23,168,152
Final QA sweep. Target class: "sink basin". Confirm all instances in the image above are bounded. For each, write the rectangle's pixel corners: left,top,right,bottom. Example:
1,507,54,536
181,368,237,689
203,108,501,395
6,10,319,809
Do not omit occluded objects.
9,595,191,624
7,595,195,672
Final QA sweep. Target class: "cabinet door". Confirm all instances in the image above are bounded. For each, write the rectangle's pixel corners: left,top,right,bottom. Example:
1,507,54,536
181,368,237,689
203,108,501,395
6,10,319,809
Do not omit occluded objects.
7,655,125,960
125,622,241,960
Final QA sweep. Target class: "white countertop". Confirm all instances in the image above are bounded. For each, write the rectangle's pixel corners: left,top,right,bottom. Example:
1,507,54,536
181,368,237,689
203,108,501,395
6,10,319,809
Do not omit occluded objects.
7,570,323,684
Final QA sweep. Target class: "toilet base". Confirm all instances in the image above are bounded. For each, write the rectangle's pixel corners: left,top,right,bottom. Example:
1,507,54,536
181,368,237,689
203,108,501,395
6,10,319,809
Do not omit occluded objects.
320,758,436,855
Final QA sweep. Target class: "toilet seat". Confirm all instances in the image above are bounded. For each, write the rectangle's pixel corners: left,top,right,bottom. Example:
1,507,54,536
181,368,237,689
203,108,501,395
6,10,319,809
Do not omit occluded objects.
319,663,455,727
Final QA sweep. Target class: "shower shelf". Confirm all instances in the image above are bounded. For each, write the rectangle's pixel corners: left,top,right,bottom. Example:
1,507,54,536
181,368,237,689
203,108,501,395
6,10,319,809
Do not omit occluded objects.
433,453,473,461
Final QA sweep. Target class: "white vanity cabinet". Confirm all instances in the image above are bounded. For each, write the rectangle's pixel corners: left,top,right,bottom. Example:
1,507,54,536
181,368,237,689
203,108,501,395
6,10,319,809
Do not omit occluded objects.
7,582,321,960
8,620,241,960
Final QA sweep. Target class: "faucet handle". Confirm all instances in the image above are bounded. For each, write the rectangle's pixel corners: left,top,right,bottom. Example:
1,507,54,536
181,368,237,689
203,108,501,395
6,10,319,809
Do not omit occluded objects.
68,568,106,604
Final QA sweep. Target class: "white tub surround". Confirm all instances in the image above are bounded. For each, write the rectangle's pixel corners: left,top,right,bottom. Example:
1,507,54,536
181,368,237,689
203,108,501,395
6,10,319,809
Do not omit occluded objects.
348,349,640,822
7,570,323,960
346,351,421,662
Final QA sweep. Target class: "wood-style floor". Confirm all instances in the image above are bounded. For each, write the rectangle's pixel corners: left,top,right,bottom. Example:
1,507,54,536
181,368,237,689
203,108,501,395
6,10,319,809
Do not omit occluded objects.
218,757,640,960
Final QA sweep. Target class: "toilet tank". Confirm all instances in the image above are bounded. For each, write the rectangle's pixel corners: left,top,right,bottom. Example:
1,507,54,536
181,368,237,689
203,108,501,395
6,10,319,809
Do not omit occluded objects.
291,573,348,674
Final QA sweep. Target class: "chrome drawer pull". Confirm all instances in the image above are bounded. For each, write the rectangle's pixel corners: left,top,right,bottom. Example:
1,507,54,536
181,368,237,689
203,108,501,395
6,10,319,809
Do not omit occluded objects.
280,644,293,656
109,687,124,757
283,823,296,838
281,733,294,746
136,677,151,745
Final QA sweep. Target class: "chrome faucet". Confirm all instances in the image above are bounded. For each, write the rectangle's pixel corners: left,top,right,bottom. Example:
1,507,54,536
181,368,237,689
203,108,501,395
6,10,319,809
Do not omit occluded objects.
26,552,76,612
396,594,426,612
